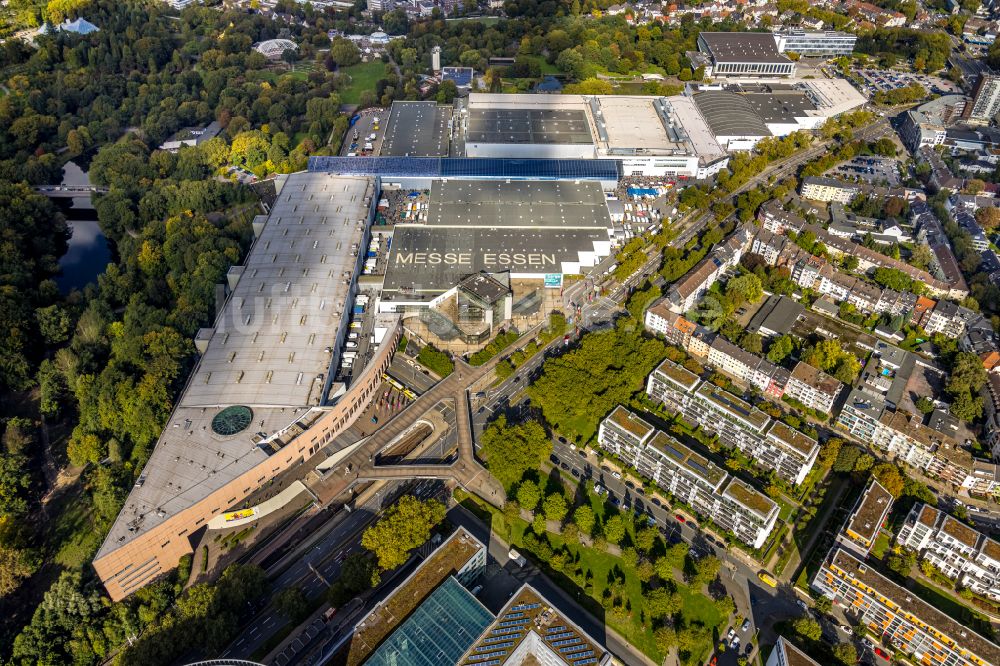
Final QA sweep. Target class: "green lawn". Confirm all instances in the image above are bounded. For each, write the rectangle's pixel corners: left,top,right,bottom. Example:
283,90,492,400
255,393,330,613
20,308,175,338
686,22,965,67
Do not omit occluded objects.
457,490,726,664
871,530,891,559
339,61,387,106
46,484,102,569
520,54,560,75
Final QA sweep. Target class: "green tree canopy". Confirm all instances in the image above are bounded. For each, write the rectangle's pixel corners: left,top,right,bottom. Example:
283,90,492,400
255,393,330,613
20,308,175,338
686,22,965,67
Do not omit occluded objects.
361,497,446,570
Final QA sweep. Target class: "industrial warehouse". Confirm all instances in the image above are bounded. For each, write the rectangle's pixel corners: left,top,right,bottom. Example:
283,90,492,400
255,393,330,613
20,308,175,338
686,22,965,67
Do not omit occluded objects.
94,82,868,601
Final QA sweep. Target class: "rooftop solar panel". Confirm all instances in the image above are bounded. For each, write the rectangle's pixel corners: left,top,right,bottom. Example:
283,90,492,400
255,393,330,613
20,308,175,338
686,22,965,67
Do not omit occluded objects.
442,67,474,87
307,156,621,181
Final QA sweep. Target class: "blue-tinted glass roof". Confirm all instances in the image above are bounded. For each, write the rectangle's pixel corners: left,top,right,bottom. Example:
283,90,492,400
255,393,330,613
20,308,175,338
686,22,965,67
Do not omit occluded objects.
308,156,621,181
442,67,474,87
364,577,494,666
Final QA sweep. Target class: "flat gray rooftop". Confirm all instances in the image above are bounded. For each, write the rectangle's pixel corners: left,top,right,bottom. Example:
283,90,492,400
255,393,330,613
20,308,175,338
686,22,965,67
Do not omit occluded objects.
383,226,609,294
467,108,594,145
97,172,374,559
381,101,452,157
744,92,816,123
424,180,611,228
187,174,372,406
699,32,791,64
693,91,772,137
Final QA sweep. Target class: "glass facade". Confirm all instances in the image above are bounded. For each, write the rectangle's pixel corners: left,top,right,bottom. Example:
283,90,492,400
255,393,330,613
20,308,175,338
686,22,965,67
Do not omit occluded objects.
365,577,495,666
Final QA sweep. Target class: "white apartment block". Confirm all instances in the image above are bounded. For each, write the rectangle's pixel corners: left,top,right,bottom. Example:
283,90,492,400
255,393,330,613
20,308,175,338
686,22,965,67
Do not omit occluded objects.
837,398,1000,497
784,361,843,415
838,479,893,557
646,360,819,485
800,177,861,204
897,504,1000,602
766,637,821,666
598,406,778,549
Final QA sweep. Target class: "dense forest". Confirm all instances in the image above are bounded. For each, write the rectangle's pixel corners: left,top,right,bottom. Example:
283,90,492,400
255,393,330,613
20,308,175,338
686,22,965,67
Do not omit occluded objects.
0,0,382,662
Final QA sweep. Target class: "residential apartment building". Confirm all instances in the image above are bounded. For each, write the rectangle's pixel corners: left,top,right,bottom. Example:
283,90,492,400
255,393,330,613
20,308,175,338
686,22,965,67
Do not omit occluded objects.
784,361,843,415
813,548,1000,666
646,360,819,485
837,394,1000,497
757,200,805,235
766,636,821,666
598,407,778,549
896,504,1000,602
750,227,963,328
838,478,893,557
666,227,751,313
800,176,861,204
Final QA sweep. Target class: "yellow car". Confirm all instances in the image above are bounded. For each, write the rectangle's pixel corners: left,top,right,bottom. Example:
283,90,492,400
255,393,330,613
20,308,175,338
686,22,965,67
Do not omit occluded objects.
757,571,778,588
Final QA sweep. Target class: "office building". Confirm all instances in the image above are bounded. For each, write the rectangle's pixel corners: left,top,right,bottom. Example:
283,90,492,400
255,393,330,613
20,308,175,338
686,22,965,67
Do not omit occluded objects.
598,407,778,548
813,548,1000,666
773,31,857,56
337,527,491,665
458,586,612,666
896,504,1000,602
646,360,819,485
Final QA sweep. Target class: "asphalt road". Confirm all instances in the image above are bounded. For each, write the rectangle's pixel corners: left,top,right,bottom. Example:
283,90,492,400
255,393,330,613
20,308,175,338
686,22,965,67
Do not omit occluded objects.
220,482,414,660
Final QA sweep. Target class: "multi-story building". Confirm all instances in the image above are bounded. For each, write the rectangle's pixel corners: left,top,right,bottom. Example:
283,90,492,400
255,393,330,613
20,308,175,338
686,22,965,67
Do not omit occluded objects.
966,74,1000,124
800,176,861,204
922,300,967,339
773,30,857,56
338,526,612,666
646,361,819,485
696,32,796,77
838,478,893,557
757,200,805,235
458,585,613,666
644,300,698,346
896,504,1000,602
837,397,1000,497
598,407,778,548
784,361,843,414
666,227,751,313
749,228,787,265
766,636,821,666
813,548,1000,666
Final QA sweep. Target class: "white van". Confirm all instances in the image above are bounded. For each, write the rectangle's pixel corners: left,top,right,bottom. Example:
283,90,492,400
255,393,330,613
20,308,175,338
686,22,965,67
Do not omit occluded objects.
345,341,358,349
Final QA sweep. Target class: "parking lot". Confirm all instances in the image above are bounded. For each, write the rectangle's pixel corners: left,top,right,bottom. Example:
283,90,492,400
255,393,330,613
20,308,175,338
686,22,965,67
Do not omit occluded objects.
854,68,960,98
340,107,386,157
827,156,901,186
